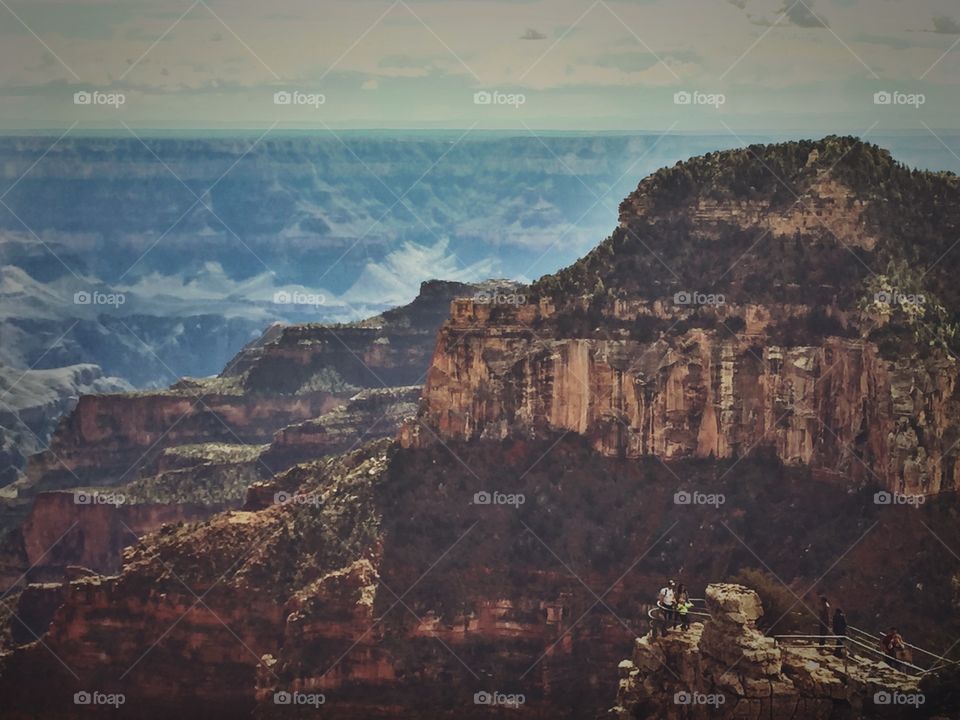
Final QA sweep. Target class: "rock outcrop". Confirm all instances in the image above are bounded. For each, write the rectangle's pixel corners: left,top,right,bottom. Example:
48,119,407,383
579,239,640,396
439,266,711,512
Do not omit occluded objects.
18,381,341,496
0,363,131,487
223,280,519,395
406,138,960,495
613,583,921,719
260,386,421,472
2,385,421,586
408,300,959,493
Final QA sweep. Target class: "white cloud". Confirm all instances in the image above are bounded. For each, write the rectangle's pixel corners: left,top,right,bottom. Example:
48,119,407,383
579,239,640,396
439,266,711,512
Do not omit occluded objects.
341,237,498,307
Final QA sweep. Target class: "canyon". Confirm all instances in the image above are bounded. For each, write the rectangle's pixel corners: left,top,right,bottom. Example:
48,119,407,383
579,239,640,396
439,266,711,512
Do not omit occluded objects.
2,138,960,719
0,281,498,587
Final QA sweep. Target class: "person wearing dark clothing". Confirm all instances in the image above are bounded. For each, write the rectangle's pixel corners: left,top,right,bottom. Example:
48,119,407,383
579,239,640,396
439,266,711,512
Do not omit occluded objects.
882,627,906,670
832,609,847,658
818,596,831,648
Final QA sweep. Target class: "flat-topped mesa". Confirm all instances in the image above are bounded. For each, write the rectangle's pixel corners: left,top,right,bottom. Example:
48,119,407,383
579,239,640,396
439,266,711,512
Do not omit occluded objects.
260,385,421,472
405,138,960,495
614,583,920,720
222,279,522,394
21,384,341,495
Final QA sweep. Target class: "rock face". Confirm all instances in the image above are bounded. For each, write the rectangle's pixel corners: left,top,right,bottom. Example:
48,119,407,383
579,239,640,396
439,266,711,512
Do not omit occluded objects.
408,300,959,493
261,386,421,472
2,385,421,586
614,583,920,720
407,139,960,495
0,363,132,487
19,382,342,496
223,280,519,395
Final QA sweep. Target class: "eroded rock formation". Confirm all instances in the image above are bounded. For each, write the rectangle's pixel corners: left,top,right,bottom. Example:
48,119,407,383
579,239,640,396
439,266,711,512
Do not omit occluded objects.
613,583,920,719
407,299,959,493
406,139,960,495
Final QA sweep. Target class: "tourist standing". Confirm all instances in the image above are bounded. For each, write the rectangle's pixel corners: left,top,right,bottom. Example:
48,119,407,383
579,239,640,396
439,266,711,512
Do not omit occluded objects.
818,596,831,648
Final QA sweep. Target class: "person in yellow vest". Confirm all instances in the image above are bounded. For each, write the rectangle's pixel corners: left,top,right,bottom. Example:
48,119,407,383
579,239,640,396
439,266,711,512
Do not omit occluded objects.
677,597,694,631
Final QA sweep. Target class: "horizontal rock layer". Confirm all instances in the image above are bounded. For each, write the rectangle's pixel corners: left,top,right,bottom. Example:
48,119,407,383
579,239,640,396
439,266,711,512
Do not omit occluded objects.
407,299,958,494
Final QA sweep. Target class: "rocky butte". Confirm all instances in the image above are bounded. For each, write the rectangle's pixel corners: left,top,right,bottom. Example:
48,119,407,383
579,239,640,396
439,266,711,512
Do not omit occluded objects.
1,138,960,720
405,137,960,496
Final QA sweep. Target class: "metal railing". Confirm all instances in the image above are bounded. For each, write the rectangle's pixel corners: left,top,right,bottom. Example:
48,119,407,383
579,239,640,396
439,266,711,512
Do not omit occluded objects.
643,593,959,678
772,633,928,676
647,597,711,632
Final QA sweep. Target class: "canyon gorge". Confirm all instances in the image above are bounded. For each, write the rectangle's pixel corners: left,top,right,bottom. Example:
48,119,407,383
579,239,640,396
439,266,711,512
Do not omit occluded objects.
1,138,960,719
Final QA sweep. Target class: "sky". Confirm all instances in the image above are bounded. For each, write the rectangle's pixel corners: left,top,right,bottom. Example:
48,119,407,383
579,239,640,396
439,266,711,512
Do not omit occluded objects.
0,0,959,132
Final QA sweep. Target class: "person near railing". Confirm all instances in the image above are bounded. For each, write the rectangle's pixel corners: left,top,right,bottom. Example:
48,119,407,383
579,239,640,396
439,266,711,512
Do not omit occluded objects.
677,597,694,631
832,608,847,658
658,580,677,630
881,627,906,670
674,583,689,629
818,595,831,648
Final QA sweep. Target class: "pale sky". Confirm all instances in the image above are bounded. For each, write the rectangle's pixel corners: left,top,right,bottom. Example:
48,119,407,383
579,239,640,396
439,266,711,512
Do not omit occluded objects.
0,0,959,131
